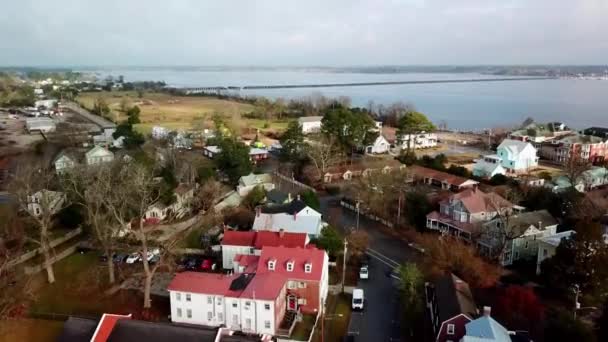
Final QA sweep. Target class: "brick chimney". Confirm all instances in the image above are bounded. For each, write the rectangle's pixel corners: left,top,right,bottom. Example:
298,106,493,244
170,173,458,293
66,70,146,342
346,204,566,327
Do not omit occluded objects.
483,306,491,317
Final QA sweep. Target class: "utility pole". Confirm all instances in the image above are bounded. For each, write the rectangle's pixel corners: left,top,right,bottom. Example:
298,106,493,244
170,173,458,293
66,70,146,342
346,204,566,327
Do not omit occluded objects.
573,284,580,319
341,240,348,293
356,200,360,231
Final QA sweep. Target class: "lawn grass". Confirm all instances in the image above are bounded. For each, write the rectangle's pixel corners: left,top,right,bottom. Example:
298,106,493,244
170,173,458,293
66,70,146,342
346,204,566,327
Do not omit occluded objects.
0,318,64,342
76,91,291,136
292,314,317,341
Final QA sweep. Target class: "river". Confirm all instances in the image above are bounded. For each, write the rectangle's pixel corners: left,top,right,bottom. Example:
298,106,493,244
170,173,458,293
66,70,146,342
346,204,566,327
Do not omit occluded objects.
79,68,608,131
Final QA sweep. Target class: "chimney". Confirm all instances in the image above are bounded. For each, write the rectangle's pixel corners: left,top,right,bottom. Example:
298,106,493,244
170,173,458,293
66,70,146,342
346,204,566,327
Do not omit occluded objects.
538,221,542,230
296,194,301,201
279,229,285,238
483,306,491,317
256,207,261,217
293,212,297,221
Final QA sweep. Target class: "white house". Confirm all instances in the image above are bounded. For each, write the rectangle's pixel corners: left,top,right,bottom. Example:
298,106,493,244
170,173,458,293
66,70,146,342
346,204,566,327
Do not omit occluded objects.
53,151,78,174
536,230,575,274
496,139,539,173
479,210,559,266
252,199,324,237
25,117,56,133
298,116,323,134
35,99,58,109
365,135,390,154
472,155,506,178
27,190,66,217
144,183,196,222
397,132,438,149
85,146,114,166
237,173,275,197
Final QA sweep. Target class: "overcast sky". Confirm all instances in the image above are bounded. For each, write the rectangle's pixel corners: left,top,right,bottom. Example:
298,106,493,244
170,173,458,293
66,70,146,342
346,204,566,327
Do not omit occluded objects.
1,0,607,66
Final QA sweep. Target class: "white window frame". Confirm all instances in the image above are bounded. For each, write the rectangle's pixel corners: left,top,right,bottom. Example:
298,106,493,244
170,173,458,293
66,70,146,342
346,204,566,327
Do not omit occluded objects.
207,311,213,321
186,293,191,302
264,320,271,329
304,263,312,273
176,292,181,301
176,308,182,317
186,309,192,319
447,323,455,335
268,260,276,270
207,296,213,304
264,303,271,311
286,261,294,272
298,282,306,289
287,281,296,289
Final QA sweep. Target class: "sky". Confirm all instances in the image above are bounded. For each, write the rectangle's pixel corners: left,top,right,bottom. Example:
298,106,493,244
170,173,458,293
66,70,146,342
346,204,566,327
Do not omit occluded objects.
1,0,607,66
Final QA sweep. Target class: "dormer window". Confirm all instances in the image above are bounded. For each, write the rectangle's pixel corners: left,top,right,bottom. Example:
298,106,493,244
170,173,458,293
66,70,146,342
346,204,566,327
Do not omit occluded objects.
286,260,294,272
304,262,312,273
268,259,276,271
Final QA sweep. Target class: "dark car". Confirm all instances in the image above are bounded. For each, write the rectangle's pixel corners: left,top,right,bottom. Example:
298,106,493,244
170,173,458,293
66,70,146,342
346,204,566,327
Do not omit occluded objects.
113,253,129,263
184,256,201,271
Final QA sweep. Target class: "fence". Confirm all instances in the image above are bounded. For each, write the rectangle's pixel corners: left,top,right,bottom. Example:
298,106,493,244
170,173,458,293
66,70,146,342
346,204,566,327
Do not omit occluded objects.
340,200,395,228
24,242,80,275
274,171,316,193
276,312,321,342
6,227,83,269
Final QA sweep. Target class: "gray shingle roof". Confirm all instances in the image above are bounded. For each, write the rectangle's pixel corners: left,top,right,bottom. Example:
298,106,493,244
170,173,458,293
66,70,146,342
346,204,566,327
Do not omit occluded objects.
434,273,477,323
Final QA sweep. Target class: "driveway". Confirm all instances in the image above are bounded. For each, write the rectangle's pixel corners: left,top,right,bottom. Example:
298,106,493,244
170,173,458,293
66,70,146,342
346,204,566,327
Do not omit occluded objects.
320,196,421,342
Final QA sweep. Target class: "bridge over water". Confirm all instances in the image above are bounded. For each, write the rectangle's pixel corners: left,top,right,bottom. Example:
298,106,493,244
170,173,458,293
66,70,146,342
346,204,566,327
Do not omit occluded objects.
173,76,555,94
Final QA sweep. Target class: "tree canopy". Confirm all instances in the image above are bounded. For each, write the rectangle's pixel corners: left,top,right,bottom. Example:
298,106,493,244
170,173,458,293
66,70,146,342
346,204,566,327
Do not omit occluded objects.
396,111,435,153
321,106,378,150
216,138,253,184
315,225,343,257
279,120,305,163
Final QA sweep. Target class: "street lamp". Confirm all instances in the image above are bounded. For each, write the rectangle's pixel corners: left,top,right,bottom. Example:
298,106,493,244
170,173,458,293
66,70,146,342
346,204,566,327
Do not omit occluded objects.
341,240,348,294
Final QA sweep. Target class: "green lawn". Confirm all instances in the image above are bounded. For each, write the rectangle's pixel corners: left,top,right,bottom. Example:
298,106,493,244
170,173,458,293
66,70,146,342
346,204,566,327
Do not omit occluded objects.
292,314,317,341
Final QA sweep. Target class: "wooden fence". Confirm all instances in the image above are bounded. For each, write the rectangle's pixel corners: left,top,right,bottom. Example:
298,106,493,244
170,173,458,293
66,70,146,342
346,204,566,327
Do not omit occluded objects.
5,227,83,269
274,171,316,193
24,242,80,275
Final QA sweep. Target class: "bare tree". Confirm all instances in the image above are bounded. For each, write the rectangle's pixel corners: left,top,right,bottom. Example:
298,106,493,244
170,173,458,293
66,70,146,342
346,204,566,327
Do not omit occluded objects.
304,136,343,181
564,151,591,190
104,162,180,309
194,179,224,212
9,162,68,283
61,162,125,284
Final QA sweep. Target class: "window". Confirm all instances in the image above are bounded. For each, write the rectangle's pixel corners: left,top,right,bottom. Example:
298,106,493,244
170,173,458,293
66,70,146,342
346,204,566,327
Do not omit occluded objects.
186,293,191,302
447,324,455,335
298,298,307,305
264,320,271,329
232,301,238,308
268,259,276,270
298,282,306,289
233,315,239,325
217,297,222,305
245,318,252,330
207,312,213,321
176,308,182,317
245,301,251,310
286,261,294,272
543,249,548,257
218,313,223,321
524,241,529,249
207,296,213,304
305,263,312,273
264,304,271,311
186,309,192,319
176,292,181,301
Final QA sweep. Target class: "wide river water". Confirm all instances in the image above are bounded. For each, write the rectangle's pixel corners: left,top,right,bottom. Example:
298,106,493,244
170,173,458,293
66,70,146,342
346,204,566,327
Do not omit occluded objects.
81,68,608,131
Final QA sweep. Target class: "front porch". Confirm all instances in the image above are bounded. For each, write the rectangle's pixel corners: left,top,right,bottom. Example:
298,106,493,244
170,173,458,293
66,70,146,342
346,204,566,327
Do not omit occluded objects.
426,214,473,240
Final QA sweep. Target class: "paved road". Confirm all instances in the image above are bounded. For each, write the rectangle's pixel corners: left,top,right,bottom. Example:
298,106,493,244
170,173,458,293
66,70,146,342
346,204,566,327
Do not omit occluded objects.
320,196,421,342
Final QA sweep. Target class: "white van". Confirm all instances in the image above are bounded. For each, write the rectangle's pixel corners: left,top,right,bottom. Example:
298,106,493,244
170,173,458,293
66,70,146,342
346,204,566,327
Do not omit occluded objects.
352,289,364,310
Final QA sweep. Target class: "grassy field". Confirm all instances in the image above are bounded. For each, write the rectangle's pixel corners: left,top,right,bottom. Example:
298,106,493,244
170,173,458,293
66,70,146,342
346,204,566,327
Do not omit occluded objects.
75,91,291,135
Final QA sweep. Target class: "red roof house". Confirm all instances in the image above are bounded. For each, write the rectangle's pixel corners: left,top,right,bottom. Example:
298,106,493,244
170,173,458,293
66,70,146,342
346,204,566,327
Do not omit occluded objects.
91,313,132,342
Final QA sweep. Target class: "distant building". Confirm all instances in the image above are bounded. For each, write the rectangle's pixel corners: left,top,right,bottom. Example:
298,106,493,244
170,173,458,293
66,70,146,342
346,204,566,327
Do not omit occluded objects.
536,230,575,274
237,173,274,197
27,190,66,217
539,134,607,164
509,121,571,144
53,149,81,174
396,132,438,149
25,117,56,133
365,135,390,154
85,146,114,166
298,116,323,134
581,126,608,139
409,165,479,191
425,273,477,342
495,139,539,174
203,146,268,163
472,155,506,178
34,99,58,109
252,199,323,237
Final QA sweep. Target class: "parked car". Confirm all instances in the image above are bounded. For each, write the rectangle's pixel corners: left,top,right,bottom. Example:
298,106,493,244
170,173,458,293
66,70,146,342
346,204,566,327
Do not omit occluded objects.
359,265,369,280
113,253,129,263
352,289,364,310
181,256,201,271
125,252,141,264
200,258,217,271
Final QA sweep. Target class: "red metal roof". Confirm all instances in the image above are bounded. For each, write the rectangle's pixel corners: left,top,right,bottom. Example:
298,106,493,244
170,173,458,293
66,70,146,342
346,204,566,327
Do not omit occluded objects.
91,313,131,342
167,272,244,296
233,254,260,273
409,165,477,187
257,246,326,281
222,230,256,246
222,230,308,249
253,231,308,249
239,273,287,300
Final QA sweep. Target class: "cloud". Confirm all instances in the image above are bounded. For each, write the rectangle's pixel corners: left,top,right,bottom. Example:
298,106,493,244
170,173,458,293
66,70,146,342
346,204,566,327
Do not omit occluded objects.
0,0,606,66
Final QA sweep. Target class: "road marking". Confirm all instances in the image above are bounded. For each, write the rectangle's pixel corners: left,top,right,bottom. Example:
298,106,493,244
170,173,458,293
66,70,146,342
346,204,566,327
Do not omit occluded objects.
366,248,400,268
